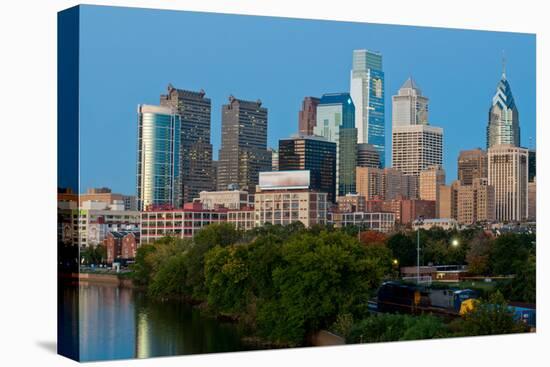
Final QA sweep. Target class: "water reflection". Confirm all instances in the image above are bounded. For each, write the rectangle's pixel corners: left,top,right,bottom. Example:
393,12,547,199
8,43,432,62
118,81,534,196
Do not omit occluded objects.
72,283,249,361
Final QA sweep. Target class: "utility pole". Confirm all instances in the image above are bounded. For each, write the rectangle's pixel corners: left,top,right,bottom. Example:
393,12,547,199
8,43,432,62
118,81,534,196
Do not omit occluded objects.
416,216,424,284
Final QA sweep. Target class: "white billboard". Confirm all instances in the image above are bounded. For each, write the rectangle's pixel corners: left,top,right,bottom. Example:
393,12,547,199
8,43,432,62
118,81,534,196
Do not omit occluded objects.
259,170,310,190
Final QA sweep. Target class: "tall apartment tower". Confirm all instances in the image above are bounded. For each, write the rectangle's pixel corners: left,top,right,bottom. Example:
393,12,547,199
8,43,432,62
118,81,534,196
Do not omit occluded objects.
217,95,271,193
278,135,337,202
392,78,429,126
391,78,443,199
314,93,357,196
487,67,520,148
458,149,488,186
350,49,385,167
419,165,446,201
160,85,213,203
136,104,181,210
298,97,320,135
488,144,528,222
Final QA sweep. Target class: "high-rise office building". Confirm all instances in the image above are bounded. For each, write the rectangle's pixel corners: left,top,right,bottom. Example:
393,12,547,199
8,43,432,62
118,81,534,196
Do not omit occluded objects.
456,178,495,224
419,165,445,202
458,149,488,186
350,49,385,166
357,143,381,168
528,149,536,182
217,96,271,193
392,78,429,126
278,135,337,202
160,85,213,203
314,93,357,196
391,78,443,199
392,124,443,197
487,67,520,148
528,178,536,221
269,148,279,171
356,167,414,201
488,144,528,222
298,96,320,135
136,104,181,210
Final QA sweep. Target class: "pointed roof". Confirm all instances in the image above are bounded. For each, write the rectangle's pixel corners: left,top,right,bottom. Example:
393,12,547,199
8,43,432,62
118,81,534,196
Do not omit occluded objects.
401,77,421,91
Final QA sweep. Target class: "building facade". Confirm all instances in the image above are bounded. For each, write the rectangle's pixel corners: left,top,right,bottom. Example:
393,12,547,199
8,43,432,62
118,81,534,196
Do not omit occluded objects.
298,96,320,135
160,85,214,203
528,178,536,221
217,96,272,193
419,165,445,202
335,212,395,233
392,124,443,198
456,178,496,224
337,193,366,213
104,231,139,264
137,104,181,210
254,171,328,228
487,70,520,149
198,190,249,210
356,167,415,201
357,143,381,168
488,144,528,222
140,204,228,244
314,93,357,196
278,135,337,202
458,149,488,186
392,78,429,126
349,49,385,166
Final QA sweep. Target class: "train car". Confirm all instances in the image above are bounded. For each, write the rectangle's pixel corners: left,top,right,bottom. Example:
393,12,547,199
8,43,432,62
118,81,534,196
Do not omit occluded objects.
374,281,479,316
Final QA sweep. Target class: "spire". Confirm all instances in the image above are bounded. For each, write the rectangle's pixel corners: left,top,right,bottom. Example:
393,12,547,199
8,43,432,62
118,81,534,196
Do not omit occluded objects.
501,50,507,80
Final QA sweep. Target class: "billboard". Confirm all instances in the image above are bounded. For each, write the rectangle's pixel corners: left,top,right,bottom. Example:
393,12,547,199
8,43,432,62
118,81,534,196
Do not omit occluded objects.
259,170,310,190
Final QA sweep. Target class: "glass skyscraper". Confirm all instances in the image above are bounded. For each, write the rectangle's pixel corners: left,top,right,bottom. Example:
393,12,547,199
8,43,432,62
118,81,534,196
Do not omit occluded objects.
314,93,357,196
136,104,181,211
278,135,337,203
350,49,385,167
487,69,520,149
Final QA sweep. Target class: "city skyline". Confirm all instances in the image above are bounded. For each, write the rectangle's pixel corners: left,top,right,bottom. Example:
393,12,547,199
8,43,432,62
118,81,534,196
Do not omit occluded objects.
78,5,536,195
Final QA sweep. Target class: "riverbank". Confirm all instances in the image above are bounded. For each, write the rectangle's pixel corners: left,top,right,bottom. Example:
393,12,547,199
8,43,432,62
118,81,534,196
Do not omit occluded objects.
60,271,136,288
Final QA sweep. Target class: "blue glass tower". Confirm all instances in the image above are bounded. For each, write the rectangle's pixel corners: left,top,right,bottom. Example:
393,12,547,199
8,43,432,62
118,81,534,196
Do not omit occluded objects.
350,49,385,167
314,93,357,196
137,104,182,210
487,68,520,149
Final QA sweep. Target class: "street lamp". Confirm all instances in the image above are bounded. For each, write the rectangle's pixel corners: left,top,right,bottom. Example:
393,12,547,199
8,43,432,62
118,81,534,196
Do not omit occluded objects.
416,216,424,284
451,239,460,247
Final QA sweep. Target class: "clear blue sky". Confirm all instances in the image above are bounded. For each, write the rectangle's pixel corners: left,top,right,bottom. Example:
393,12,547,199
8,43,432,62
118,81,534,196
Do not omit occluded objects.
78,5,536,195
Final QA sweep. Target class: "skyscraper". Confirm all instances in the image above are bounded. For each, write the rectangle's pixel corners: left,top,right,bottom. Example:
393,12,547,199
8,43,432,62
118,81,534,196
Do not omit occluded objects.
528,149,536,182
278,135,337,202
350,49,385,166
456,178,495,224
217,95,271,193
487,66,520,148
298,97,320,135
392,78,429,126
314,93,357,196
391,125,443,198
136,104,181,210
391,78,443,199
160,85,213,203
458,149,488,186
488,144,528,222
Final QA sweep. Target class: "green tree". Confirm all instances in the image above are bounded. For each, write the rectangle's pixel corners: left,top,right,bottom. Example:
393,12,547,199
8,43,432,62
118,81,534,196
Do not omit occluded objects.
496,254,536,303
490,234,530,275
465,232,493,275
81,245,107,266
257,231,389,345
458,291,528,336
387,232,416,266
148,253,190,298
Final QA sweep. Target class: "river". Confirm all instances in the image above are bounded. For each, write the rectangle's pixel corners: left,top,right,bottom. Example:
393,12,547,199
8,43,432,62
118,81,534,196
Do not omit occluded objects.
61,282,253,362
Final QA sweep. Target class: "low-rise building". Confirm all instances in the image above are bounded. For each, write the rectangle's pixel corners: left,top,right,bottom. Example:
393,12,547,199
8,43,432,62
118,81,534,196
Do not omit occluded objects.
412,218,459,231
104,231,140,264
140,203,228,244
333,211,395,233
197,190,249,210
227,206,255,231
337,193,366,213
254,170,328,228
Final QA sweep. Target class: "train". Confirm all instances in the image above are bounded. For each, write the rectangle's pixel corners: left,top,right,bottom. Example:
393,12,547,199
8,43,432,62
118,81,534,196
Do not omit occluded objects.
368,281,536,328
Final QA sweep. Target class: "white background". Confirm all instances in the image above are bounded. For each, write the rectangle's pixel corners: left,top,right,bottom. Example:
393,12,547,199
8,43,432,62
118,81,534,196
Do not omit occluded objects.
0,0,547,366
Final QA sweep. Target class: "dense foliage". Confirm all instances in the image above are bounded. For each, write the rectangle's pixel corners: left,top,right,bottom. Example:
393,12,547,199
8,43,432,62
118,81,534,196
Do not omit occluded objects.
130,224,534,345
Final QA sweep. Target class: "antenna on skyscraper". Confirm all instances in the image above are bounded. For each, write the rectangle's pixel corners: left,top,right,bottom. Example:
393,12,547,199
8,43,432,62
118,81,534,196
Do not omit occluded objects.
502,50,507,79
